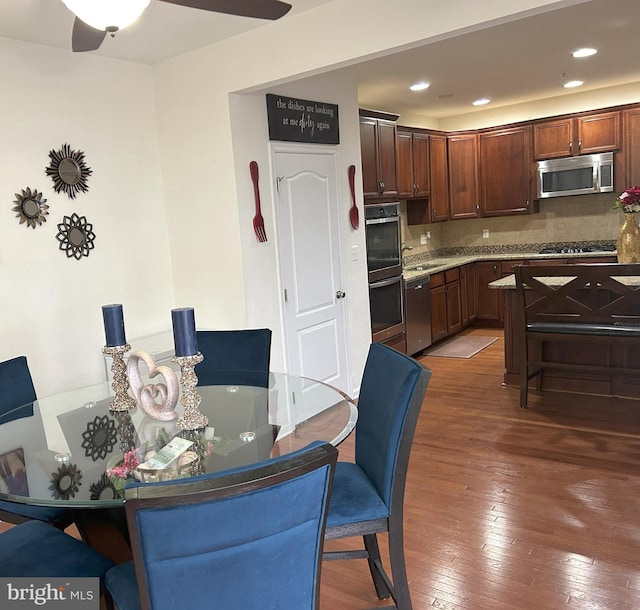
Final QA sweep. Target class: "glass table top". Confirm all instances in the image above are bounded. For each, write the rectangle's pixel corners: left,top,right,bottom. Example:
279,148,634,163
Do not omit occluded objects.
0,372,356,508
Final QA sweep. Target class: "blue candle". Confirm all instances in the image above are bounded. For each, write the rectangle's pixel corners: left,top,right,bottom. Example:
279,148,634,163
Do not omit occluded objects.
172,308,198,357
102,304,126,347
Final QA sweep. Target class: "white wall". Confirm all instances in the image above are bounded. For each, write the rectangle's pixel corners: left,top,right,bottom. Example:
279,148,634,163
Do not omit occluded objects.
0,38,173,397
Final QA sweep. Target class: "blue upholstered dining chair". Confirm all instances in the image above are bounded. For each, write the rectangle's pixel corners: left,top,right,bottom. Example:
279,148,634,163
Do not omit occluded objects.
323,342,432,610
195,328,272,387
105,440,338,610
0,520,114,594
0,356,75,529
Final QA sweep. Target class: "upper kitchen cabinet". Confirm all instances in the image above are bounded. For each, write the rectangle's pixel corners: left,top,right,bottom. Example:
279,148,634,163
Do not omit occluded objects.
448,132,479,219
429,133,449,223
396,127,430,198
620,107,640,188
479,125,534,217
533,111,620,160
359,109,399,200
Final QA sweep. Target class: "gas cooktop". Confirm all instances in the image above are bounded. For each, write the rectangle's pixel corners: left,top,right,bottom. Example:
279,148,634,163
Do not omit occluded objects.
538,244,616,254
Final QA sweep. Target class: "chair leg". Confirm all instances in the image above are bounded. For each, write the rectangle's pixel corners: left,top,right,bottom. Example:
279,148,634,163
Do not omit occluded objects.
520,335,529,408
387,520,412,610
363,534,391,600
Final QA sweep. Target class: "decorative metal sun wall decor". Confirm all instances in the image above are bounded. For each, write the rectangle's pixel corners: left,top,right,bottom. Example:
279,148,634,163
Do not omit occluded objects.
12,187,49,228
49,463,82,500
56,213,96,259
46,144,92,199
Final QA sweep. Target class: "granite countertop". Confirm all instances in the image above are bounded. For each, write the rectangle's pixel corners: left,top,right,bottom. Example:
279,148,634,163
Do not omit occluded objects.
402,250,617,283
490,270,640,290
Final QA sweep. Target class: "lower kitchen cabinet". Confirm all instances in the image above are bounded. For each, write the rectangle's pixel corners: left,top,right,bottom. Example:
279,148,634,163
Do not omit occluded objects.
460,263,477,327
475,261,502,324
430,268,462,342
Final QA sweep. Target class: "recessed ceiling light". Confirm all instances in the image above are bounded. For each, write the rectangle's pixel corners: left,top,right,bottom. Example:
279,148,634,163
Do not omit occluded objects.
572,47,597,58
409,82,430,92
472,98,491,106
564,80,584,89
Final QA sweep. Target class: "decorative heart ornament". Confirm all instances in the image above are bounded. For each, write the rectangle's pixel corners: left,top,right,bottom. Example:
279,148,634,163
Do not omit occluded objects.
126,350,179,421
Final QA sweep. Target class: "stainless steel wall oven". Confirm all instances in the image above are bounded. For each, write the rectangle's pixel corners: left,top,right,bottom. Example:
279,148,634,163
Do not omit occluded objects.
365,203,405,345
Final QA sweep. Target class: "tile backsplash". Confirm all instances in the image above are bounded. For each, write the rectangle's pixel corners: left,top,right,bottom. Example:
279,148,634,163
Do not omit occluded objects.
401,192,621,256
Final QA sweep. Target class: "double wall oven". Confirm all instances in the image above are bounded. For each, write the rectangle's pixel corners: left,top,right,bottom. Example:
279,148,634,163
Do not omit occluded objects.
365,202,405,349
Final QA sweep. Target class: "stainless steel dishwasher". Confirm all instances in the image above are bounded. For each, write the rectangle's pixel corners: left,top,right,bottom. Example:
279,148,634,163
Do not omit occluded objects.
404,275,432,356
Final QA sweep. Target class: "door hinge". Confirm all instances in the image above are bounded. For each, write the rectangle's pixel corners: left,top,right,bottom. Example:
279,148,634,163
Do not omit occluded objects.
284,288,288,302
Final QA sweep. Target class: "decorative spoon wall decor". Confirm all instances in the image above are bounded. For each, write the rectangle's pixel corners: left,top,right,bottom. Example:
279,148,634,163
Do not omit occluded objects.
348,165,359,229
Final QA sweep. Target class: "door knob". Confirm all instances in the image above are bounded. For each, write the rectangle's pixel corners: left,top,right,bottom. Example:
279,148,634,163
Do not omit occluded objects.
336,291,346,299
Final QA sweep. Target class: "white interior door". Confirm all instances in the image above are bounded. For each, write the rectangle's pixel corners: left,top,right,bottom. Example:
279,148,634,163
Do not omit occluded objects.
272,144,349,394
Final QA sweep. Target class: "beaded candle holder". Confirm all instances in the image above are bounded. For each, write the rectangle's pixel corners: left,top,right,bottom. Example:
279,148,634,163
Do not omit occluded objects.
102,344,137,412
174,352,208,431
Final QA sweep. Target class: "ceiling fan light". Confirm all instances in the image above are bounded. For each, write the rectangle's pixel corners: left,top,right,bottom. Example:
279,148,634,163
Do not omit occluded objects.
61,0,151,31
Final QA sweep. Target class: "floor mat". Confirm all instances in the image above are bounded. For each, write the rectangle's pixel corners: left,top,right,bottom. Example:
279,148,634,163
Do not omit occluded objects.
423,335,498,359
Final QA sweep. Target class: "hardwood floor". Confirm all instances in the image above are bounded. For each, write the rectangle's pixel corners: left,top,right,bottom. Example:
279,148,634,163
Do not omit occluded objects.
320,328,640,609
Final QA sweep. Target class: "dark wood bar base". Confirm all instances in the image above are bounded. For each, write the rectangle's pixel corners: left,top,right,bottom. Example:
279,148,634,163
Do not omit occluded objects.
502,287,640,400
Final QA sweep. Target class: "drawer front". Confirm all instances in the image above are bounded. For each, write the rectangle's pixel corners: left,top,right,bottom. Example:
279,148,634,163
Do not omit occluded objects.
445,268,460,283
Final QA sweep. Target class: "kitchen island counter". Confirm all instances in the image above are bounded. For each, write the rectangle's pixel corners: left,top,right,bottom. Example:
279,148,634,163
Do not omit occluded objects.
489,264,640,400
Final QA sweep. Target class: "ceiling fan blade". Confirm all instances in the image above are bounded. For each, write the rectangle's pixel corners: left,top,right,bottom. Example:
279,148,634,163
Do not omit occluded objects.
159,0,292,20
72,17,107,52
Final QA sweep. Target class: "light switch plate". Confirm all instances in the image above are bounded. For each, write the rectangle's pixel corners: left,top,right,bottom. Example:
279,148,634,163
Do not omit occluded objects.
420,234,428,245
483,229,490,238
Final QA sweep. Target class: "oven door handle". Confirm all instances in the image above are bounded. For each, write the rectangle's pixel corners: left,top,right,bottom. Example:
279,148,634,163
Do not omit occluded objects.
365,216,399,226
370,276,402,288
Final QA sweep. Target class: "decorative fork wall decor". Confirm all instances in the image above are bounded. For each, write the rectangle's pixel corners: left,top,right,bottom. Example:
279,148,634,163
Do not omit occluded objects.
250,161,267,242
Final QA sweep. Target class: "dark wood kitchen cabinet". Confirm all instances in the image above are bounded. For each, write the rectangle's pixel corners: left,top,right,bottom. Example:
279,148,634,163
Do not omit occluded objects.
429,133,449,223
533,111,620,160
396,127,430,198
479,125,533,216
448,132,479,219
476,260,526,326
430,268,462,342
359,110,399,200
460,263,477,328
621,107,640,189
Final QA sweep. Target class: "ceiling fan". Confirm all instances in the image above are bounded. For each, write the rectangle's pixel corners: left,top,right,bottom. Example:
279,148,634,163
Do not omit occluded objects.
61,0,293,52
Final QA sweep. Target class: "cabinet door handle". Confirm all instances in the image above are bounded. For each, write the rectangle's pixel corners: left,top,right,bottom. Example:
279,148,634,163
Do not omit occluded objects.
578,140,582,153
379,180,385,194
569,141,573,154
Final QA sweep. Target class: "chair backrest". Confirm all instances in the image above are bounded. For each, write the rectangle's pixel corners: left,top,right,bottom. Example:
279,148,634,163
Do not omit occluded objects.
355,343,431,513
124,441,337,610
0,356,37,420
514,263,640,327
195,329,272,387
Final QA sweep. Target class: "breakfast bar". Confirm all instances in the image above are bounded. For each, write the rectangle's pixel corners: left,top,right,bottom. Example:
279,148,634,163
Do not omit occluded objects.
490,264,640,401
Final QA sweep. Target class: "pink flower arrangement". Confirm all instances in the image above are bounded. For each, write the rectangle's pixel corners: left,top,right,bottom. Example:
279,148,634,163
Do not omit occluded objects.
613,186,640,213
106,448,140,480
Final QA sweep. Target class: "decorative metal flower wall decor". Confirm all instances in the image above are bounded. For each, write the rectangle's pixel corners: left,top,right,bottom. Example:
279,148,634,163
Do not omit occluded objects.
46,144,92,199
89,472,119,501
12,187,49,228
81,415,117,461
56,213,96,259
49,463,82,500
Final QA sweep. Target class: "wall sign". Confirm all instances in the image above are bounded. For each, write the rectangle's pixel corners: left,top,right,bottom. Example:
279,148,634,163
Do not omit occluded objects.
266,94,339,144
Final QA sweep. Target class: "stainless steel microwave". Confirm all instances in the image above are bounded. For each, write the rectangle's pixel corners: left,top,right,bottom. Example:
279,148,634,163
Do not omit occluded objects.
536,152,614,199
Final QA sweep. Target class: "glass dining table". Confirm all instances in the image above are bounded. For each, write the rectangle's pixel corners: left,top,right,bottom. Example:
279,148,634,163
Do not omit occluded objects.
0,372,356,561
